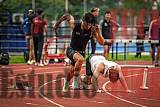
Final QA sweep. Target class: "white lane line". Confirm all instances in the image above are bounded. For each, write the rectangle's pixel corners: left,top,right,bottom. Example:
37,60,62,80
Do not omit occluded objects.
140,98,160,102
0,90,61,93
102,81,147,107
0,70,63,81
62,97,106,104
38,78,107,107
26,102,54,107
38,79,65,107
103,73,144,107
102,71,160,107
0,66,66,72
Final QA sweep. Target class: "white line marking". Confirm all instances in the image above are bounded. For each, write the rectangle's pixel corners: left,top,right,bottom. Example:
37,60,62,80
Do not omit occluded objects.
102,71,160,107
26,102,53,107
10,66,65,72
38,79,65,107
121,65,155,68
62,97,106,104
0,70,63,80
102,81,147,107
38,79,107,107
140,98,160,102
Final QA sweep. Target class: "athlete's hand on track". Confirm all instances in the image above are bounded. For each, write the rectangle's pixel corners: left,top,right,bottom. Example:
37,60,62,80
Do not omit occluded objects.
126,90,132,93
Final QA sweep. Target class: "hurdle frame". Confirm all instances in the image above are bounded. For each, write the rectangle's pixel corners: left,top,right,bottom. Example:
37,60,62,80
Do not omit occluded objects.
121,64,155,90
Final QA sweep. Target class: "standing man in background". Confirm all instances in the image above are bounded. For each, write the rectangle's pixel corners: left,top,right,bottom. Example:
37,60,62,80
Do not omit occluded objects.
22,9,36,65
101,11,120,59
149,13,160,66
135,21,145,58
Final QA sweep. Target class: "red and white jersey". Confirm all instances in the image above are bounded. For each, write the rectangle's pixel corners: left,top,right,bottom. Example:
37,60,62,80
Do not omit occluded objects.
90,55,118,76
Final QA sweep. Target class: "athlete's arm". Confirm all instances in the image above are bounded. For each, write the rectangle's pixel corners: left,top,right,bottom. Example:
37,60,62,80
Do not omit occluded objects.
93,25,105,45
116,65,131,93
54,14,75,33
93,25,113,46
44,24,48,39
91,62,105,91
148,20,155,39
111,19,120,28
110,20,120,34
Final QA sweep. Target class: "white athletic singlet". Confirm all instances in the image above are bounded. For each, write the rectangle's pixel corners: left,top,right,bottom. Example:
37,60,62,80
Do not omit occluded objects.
90,55,118,77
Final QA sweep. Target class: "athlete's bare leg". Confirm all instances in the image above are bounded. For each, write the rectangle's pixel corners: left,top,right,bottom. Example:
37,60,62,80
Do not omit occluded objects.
104,45,110,60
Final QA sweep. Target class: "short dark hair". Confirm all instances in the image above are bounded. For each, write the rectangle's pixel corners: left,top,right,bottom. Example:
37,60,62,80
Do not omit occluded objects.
108,68,119,83
36,8,43,15
83,13,96,25
105,11,111,15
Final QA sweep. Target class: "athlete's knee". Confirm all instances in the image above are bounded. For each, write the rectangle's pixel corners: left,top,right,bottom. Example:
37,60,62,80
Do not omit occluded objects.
77,57,84,64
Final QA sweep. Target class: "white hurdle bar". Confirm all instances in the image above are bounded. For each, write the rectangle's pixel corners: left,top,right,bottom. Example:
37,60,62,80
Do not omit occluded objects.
105,39,159,44
121,65,155,90
121,65,155,68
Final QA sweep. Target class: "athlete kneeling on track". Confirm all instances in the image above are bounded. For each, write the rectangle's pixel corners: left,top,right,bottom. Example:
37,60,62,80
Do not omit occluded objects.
84,55,131,93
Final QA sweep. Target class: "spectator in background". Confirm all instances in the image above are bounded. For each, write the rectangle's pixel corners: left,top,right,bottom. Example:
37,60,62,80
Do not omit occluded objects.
135,21,145,58
14,15,22,25
32,8,48,66
149,12,160,66
101,11,120,59
89,7,100,54
22,9,36,65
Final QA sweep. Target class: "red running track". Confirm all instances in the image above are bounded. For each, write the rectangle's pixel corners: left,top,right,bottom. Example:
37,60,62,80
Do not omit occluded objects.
0,63,160,107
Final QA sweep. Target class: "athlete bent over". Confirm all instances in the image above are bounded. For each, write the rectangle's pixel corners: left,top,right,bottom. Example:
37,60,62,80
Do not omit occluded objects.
85,55,131,93
54,13,107,92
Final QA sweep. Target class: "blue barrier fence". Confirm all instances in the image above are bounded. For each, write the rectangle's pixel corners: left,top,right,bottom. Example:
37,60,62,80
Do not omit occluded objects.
0,25,155,61
0,25,26,52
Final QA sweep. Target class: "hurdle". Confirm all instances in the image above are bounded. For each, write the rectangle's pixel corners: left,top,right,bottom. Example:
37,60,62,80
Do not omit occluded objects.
102,39,159,61
121,64,155,90
45,37,70,62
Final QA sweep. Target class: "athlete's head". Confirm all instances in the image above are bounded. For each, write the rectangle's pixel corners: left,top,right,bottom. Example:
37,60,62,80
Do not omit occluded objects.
28,9,33,14
90,7,100,17
108,68,119,83
83,13,96,29
36,8,44,18
28,9,34,18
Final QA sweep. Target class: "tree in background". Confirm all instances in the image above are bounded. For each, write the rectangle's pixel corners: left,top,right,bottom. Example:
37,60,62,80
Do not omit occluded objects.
0,0,159,23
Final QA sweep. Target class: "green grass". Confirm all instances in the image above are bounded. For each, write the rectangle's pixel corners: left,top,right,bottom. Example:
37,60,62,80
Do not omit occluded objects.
9,55,26,64
9,53,151,64
108,54,151,61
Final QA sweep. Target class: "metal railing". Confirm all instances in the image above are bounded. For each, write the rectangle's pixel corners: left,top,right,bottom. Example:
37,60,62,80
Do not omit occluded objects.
0,24,155,61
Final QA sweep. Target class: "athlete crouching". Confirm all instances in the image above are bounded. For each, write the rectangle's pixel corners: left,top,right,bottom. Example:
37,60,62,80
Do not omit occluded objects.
83,55,131,93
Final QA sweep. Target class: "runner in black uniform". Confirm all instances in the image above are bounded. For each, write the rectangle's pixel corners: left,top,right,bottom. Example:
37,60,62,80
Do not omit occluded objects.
89,7,100,54
54,13,107,92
